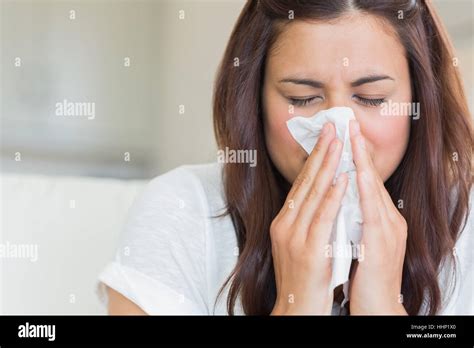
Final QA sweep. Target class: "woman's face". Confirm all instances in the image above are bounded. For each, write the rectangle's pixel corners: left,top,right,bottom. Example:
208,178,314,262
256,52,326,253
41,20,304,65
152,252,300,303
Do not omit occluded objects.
262,13,411,183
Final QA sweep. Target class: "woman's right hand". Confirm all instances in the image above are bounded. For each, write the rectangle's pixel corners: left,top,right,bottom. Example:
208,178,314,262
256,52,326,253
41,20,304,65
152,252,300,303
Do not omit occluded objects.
270,122,348,315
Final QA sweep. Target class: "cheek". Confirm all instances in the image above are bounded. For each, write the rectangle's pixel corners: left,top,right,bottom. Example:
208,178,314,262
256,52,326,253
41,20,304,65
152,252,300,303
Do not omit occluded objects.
361,115,410,181
264,99,307,182
267,113,295,147
264,89,296,151
266,107,304,159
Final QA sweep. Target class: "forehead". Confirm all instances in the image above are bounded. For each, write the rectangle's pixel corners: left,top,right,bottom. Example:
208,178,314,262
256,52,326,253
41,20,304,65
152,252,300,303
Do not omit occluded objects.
267,13,407,80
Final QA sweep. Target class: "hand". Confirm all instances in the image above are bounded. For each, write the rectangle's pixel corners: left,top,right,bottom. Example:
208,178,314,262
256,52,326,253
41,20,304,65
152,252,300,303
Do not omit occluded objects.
270,123,349,315
348,120,408,315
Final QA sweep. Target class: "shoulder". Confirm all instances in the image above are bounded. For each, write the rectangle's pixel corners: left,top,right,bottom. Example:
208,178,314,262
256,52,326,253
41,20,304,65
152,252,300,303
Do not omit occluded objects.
143,162,223,200
119,163,225,261
120,162,227,253
128,162,226,222
150,162,223,189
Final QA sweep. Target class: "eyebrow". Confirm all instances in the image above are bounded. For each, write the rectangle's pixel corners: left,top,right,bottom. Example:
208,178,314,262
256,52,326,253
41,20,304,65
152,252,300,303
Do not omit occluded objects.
350,75,395,87
279,78,324,88
278,74,395,88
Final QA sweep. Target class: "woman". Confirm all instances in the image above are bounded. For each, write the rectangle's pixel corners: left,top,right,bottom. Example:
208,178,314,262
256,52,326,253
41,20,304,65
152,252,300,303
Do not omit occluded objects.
98,0,473,315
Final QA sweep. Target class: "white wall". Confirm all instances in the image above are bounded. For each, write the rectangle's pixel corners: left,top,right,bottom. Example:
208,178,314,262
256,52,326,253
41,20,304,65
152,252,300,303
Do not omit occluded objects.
434,0,473,111
2,0,156,178
151,0,244,175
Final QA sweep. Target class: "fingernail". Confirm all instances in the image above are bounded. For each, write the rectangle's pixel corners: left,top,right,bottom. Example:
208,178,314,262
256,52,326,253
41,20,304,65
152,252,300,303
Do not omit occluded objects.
329,139,339,153
357,135,366,149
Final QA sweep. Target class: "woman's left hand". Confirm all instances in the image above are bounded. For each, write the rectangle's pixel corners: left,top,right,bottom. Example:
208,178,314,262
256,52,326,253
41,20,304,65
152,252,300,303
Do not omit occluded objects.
348,119,408,315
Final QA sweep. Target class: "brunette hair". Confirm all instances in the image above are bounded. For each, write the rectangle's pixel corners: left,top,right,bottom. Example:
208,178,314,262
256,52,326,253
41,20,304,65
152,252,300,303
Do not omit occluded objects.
213,0,473,315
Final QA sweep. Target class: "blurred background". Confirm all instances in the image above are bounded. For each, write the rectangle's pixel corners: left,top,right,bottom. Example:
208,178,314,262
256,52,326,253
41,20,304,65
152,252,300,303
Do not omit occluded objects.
1,0,246,179
0,0,472,314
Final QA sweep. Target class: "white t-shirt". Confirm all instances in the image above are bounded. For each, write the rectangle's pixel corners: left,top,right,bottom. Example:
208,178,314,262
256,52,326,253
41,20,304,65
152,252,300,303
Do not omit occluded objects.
97,162,474,315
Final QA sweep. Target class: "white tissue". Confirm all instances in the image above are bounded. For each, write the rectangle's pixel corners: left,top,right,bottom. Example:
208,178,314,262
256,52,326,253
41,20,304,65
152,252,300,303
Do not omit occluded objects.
286,106,363,305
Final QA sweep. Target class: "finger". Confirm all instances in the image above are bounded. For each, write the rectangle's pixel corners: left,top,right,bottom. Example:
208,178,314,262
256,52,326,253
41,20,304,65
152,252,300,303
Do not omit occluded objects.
294,136,343,234
306,172,349,247
349,120,398,222
349,120,390,218
281,122,336,219
357,170,383,229
374,173,403,223
358,170,395,252
349,119,376,178
349,121,390,244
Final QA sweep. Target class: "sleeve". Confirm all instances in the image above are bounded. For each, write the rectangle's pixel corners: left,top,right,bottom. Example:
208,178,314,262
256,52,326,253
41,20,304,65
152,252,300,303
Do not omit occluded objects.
96,166,210,315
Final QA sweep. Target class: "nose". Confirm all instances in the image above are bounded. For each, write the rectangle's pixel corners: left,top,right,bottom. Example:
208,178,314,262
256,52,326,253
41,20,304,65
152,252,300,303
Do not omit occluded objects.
323,94,352,111
321,96,361,136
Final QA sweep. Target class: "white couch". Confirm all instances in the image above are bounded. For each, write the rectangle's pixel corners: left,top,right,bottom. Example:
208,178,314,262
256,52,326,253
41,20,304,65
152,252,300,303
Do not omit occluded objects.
0,173,146,314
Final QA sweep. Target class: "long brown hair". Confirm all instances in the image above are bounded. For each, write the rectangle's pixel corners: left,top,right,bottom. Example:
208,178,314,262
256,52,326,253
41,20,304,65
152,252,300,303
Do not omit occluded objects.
213,0,473,315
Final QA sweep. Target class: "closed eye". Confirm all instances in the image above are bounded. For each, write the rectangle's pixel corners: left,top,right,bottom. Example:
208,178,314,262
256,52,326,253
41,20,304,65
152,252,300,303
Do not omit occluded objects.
288,96,321,107
353,95,386,107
